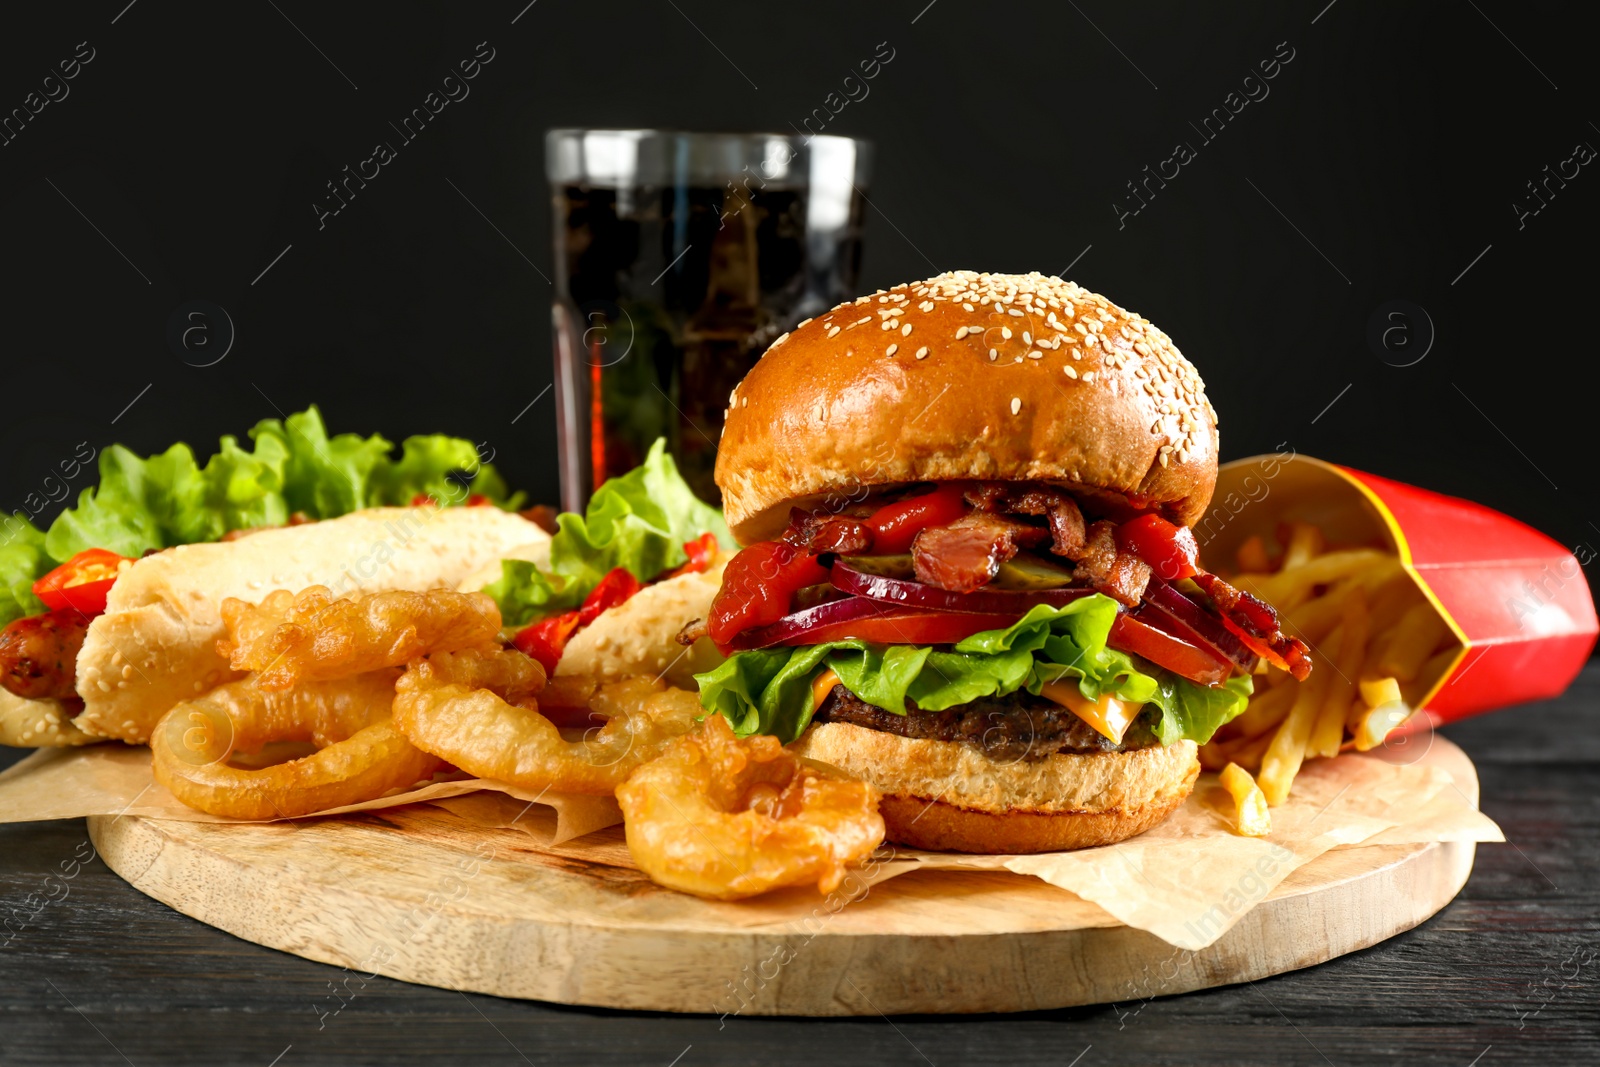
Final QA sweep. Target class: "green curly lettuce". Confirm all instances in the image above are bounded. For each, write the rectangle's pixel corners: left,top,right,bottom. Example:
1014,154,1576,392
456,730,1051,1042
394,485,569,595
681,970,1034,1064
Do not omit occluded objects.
4,406,520,625
483,439,731,627
695,595,1252,747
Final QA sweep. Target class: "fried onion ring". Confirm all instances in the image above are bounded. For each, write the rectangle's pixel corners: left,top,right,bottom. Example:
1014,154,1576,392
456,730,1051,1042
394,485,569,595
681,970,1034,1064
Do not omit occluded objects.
615,715,885,900
219,586,502,690
392,649,699,794
150,669,441,819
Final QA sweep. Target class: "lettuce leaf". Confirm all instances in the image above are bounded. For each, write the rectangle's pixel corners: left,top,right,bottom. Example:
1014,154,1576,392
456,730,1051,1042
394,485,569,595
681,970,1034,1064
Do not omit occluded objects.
483,439,730,628
13,407,519,620
695,595,1252,746
1,514,51,626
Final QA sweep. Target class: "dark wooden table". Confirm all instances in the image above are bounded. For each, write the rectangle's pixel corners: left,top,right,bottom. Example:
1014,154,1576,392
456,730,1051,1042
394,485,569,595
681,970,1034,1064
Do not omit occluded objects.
3,667,1596,1067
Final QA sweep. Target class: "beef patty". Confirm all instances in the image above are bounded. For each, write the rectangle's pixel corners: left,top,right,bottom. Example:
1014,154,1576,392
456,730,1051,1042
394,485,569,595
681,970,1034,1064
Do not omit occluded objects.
813,684,1156,763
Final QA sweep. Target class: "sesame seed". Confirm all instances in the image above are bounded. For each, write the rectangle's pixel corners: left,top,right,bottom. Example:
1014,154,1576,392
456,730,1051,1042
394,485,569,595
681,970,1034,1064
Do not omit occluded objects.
774,332,790,346
1027,350,1043,359
881,321,895,331
798,317,813,328
956,326,969,339
741,396,748,407
886,343,899,356
875,271,1211,459
1010,397,1022,415
1023,331,1032,344
989,348,998,360
1001,327,1012,340
1065,366,1078,379
901,323,912,336
916,346,929,359
828,326,841,338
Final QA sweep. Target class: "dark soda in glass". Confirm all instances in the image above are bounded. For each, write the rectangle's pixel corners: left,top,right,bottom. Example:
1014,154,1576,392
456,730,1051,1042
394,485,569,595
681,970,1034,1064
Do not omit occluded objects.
546,130,872,510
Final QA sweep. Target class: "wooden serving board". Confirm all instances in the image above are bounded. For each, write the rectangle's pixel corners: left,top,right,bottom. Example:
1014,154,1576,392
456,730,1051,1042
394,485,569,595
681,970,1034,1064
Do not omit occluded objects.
88,740,1481,1016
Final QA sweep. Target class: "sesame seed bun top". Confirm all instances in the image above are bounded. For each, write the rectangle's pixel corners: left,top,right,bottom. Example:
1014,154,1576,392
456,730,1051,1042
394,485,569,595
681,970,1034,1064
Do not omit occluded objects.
715,271,1220,545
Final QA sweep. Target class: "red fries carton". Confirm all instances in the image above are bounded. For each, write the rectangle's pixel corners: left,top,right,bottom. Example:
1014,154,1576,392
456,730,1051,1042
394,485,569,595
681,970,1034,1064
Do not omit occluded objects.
1200,452,1597,728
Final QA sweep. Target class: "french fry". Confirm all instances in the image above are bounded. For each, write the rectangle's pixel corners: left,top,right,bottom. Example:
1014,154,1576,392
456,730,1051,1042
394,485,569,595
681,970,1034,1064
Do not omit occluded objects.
1350,676,1402,728
1311,588,1368,757
1376,602,1450,681
1353,702,1413,751
1236,534,1272,574
1280,522,1326,571
1257,657,1331,806
1282,579,1356,646
1248,549,1391,605
1366,570,1421,635
1229,729,1275,771
1220,762,1272,836
1359,676,1402,707
1228,680,1297,738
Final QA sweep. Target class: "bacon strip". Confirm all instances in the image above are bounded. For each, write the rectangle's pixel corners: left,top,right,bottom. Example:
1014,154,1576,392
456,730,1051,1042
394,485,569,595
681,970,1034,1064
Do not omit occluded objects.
912,512,1049,594
1191,573,1313,680
965,483,1087,559
1072,521,1152,607
781,508,874,555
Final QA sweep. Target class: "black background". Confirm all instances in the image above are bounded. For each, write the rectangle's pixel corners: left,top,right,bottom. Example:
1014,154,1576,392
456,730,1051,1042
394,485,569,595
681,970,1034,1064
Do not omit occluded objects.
2,6,1598,1064
3,2,1595,601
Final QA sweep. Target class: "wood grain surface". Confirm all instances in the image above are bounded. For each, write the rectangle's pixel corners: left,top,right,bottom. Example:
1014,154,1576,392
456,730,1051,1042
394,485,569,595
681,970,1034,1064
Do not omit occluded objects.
83,775,1476,1016
3,665,1597,1064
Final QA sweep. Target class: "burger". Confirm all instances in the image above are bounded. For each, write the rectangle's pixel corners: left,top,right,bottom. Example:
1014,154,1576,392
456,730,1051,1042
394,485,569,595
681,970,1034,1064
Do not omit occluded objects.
687,271,1310,853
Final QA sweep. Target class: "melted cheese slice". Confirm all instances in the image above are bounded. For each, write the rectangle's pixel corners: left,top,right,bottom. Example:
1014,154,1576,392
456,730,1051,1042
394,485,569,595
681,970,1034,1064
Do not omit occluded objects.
811,668,841,710
1038,681,1139,744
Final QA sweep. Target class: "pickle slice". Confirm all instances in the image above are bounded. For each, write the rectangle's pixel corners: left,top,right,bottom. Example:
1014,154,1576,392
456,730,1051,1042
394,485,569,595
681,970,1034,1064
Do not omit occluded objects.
993,553,1077,590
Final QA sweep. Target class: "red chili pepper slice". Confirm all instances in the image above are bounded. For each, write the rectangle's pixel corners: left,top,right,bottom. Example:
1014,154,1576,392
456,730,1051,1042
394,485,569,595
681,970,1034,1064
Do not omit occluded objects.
1114,513,1200,582
707,540,829,648
578,567,643,626
512,611,582,675
665,532,719,580
863,484,969,555
32,548,131,617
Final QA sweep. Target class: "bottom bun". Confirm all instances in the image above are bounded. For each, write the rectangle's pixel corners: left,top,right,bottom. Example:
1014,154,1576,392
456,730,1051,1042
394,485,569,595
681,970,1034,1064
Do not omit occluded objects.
792,721,1198,854
0,690,100,748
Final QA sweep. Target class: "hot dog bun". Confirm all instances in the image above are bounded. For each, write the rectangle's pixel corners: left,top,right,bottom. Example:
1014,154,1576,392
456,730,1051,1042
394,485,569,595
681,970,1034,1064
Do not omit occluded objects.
0,690,98,748
72,506,550,744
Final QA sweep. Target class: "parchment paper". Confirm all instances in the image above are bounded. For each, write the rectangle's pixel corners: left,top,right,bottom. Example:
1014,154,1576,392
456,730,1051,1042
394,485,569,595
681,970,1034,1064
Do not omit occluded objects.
0,744,618,846
427,749,1502,949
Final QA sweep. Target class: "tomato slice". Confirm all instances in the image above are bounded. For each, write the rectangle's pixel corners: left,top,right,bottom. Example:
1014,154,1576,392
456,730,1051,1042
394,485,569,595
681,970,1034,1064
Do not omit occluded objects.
775,606,1021,648
578,567,642,626
512,611,582,674
1108,613,1232,686
1114,513,1200,582
707,540,829,647
863,484,968,555
32,548,131,617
